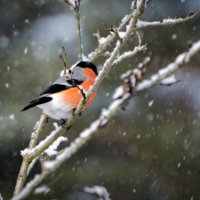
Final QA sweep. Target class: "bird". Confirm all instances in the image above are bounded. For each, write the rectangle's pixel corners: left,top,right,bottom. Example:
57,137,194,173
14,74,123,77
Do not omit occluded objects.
21,61,98,123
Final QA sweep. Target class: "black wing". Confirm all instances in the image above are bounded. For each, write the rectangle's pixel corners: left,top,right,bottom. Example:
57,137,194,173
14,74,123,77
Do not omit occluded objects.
21,97,52,111
40,84,72,95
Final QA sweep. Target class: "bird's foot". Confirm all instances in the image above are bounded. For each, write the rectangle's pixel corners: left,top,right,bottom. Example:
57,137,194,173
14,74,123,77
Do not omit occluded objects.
46,117,50,124
72,108,82,117
67,125,71,131
72,108,76,116
61,118,67,127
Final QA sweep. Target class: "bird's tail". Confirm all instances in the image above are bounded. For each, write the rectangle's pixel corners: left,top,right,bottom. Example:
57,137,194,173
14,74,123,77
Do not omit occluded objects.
21,97,52,111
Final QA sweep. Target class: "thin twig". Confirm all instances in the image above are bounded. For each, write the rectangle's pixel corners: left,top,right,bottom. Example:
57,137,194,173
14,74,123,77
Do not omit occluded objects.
69,69,86,99
135,9,200,31
60,46,67,75
136,31,141,46
75,0,82,61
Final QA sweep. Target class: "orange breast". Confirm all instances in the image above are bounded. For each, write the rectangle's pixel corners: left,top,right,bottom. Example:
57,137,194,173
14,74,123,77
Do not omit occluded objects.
60,68,97,110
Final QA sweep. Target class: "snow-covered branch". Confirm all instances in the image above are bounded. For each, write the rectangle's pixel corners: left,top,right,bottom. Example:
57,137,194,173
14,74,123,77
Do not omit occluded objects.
135,9,200,30
113,45,147,66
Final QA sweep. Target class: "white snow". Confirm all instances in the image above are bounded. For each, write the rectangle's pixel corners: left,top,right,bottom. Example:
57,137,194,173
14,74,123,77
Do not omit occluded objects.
143,56,151,65
5,83,9,88
34,185,51,195
80,120,100,138
163,18,182,24
158,67,169,75
136,20,160,27
11,175,41,200
33,121,39,130
24,47,28,54
133,68,141,78
126,17,133,33
121,15,129,23
185,40,200,62
9,114,15,120
93,33,99,38
82,54,88,61
88,52,94,59
175,53,186,64
27,156,39,176
44,136,68,157
67,0,75,8
101,119,108,126
99,37,107,45
44,119,100,170
160,74,178,85
21,148,29,156
114,46,146,66
148,100,154,107
137,80,152,91
118,31,126,39
99,108,109,126
112,86,124,99
21,123,62,156
109,93,130,111
151,75,159,82
83,186,110,200
130,75,136,88
121,70,132,79
25,19,30,24
138,63,143,69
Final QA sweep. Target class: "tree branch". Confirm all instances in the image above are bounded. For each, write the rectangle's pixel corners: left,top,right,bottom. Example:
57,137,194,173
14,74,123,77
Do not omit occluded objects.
74,0,82,61
13,113,48,197
135,9,200,31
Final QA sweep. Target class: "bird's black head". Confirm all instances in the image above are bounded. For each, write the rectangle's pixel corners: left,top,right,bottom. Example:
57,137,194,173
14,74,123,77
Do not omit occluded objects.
76,61,98,76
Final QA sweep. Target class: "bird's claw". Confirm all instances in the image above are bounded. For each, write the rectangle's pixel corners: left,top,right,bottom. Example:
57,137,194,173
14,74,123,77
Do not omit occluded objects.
61,118,67,127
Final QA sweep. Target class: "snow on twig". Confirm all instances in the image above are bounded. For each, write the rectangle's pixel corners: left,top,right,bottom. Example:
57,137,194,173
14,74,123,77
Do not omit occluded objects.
83,186,111,200
160,74,179,86
27,156,39,177
113,45,147,66
43,136,68,157
33,185,51,195
21,123,62,158
137,40,200,91
135,9,200,30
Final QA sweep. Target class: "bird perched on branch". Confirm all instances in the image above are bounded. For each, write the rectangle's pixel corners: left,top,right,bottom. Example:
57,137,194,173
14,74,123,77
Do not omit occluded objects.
21,61,98,122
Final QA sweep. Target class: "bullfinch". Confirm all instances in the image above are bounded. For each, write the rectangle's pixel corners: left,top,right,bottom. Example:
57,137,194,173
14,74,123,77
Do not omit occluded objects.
21,61,98,121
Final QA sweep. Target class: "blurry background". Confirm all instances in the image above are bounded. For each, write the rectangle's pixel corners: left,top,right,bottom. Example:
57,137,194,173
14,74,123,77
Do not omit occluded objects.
0,0,200,199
